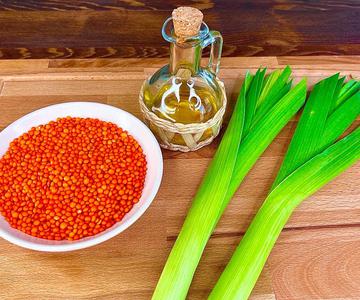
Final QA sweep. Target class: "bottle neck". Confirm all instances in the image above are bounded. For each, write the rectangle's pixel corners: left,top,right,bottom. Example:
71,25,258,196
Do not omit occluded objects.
169,42,202,75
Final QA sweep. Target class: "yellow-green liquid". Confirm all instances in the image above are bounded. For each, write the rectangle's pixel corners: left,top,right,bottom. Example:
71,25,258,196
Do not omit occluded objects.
144,79,220,124
143,76,223,147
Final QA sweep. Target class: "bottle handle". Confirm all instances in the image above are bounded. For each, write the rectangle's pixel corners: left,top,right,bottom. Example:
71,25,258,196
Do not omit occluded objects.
201,30,223,75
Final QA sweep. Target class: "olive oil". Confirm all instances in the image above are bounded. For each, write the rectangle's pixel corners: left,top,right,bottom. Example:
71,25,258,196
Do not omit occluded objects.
143,78,220,124
139,7,226,152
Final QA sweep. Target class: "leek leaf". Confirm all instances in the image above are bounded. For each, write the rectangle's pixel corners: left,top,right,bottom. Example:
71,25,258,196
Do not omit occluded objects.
329,75,345,113
253,66,292,127
243,68,266,135
336,79,360,107
256,69,281,108
226,79,307,201
252,79,293,128
273,73,339,186
322,91,360,149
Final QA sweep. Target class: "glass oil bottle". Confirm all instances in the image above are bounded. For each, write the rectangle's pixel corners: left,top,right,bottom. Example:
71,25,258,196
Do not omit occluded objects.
139,7,227,152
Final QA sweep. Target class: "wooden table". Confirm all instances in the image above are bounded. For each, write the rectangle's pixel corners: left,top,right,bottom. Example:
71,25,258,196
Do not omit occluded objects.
0,1,359,59
0,56,359,299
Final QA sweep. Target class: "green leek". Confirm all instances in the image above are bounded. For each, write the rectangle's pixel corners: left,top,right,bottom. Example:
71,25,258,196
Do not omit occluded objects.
152,67,307,299
209,74,360,300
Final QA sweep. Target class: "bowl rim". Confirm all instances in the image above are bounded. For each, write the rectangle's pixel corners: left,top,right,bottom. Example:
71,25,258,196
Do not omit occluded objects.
0,102,163,252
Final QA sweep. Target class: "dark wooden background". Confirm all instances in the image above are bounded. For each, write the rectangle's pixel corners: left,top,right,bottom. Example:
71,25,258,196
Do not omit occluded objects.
0,0,359,59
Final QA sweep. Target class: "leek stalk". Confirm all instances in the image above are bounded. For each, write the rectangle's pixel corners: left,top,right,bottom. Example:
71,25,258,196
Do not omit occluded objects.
152,68,307,299
209,74,360,300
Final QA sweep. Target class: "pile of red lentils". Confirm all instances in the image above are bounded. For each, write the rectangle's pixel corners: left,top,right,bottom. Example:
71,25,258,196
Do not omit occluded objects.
0,117,147,241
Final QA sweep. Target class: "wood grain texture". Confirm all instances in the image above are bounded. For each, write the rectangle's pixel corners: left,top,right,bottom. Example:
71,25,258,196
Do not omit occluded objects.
0,1,359,59
268,227,360,300
0,56,359,299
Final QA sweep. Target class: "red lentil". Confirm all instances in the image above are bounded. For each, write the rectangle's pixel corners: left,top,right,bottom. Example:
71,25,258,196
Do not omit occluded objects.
0,117,147,241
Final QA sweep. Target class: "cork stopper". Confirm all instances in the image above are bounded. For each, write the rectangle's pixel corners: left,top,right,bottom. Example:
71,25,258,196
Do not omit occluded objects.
172,7,203,39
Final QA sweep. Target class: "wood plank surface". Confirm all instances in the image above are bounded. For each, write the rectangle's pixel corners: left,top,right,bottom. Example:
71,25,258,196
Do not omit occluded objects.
0,56,359,300
0,1,359,59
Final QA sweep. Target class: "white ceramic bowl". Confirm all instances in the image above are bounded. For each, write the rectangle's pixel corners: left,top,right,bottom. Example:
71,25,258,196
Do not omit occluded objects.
0,102,163,252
